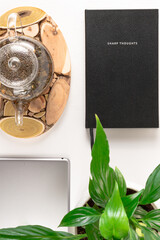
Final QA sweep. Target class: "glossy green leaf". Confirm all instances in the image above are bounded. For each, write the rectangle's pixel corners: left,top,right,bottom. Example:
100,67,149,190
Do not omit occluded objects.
141,226,160,240
104,167,116,198
59,207,101,227
115,167,127,197
140,164,160,205
134,206,148,219
142,209,160,232
85,221,103,240
89,167,115,208
89,178,108,208
129,227,139,240
91,115,110,179
0,225,87,239
122,190,143,219
123,227,139,240
99,182,129,239
89,116,116,207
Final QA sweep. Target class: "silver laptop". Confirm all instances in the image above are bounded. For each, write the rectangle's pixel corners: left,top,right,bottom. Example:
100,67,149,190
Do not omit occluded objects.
0,158,70,231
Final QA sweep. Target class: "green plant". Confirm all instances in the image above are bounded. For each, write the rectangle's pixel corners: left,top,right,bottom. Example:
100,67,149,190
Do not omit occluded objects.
0,116,159,239
59,116,160,239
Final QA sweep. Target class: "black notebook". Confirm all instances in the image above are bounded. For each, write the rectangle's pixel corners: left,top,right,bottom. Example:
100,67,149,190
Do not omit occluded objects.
85,10,159,128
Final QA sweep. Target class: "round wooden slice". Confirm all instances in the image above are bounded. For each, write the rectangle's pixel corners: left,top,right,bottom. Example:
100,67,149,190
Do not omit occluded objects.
0,6,46,28
4,101,28,116
0,7,71,138
0,117,45,138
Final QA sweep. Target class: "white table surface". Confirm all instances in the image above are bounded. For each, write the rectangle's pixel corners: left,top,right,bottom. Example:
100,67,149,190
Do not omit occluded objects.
0,0,159,228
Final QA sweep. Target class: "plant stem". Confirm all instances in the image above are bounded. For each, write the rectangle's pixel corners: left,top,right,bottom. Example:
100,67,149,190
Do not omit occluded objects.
130,217,139,227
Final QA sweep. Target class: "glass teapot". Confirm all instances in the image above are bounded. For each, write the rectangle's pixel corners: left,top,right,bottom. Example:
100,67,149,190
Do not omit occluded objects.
0,13,53,126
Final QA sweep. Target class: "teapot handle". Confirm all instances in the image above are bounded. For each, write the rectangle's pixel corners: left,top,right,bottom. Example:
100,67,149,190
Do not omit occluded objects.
7,12,23,38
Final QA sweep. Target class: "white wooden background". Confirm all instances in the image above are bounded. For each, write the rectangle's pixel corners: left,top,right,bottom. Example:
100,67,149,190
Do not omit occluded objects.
0,0,159,219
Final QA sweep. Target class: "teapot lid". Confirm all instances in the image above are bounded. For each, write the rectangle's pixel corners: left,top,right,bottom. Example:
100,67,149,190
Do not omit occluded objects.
0,39,38,89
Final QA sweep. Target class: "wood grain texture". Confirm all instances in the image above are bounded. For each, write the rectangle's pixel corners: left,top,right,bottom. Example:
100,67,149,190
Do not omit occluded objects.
46,78,70,125
0,7,46,28
28,96,46,113
0,116,45,138
4,101,27,116
23,24,39,37
0,31,7,40
0,97,3,117
41,22,68,74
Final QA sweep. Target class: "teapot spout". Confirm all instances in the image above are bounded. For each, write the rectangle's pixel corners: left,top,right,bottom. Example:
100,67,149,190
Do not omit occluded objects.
13,100,27,126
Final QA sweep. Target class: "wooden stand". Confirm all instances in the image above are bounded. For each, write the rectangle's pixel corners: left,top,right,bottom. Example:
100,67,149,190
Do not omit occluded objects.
0,7,71,138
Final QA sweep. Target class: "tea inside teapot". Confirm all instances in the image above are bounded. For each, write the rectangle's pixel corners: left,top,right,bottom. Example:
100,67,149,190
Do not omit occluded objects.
0,13,54,126
0,40,38,89
0,36,53,101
